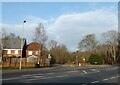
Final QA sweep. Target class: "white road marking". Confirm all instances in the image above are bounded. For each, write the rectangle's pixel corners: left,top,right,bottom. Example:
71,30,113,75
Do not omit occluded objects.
91,80,99,83
82,70,87,74
91,69,100,72
110,77,116,79
67,71,78,73
56,75,69,78
2,77,21,81
42,77,53,79
28,79,38,81
33,76,44,78
116,75,120,78
21,74,43,77
47,73,55,75
103,78,109,81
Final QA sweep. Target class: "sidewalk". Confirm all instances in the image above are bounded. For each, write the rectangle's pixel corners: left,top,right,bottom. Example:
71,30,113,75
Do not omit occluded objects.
1,64,112,74
2,64,65,74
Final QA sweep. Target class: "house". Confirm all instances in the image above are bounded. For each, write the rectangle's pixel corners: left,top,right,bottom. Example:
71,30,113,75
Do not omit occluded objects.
2,37,27,64
26,42,41,62
26,42,49,66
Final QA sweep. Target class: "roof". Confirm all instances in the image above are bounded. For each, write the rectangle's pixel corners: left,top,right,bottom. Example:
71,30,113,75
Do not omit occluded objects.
2,38,26,49
26,42,41,51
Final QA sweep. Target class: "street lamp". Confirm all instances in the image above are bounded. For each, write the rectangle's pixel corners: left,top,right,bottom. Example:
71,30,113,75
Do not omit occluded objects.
19,20,26,69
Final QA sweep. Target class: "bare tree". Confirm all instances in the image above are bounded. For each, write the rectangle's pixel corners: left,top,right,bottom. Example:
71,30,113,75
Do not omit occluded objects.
78,34,98,53
33,23,47,44
33,23,48,61
102,30,118,63
48,40,58,49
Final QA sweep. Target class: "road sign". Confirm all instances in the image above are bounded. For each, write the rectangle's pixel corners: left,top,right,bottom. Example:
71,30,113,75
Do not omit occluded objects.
48,54,52,59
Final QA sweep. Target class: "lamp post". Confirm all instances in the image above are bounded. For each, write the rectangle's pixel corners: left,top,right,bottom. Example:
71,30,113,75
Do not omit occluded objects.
19,20,26,69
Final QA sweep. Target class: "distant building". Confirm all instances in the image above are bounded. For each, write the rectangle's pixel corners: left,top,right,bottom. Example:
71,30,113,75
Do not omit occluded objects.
2,37,27,58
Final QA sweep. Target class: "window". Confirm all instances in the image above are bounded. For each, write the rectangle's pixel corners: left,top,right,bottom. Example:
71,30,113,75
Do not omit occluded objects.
15,50,18,54
7,50,11,54
28,51,32,55
36,51,38,55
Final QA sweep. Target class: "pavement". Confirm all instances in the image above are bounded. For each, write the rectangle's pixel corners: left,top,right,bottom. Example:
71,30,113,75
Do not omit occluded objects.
1,64,120,84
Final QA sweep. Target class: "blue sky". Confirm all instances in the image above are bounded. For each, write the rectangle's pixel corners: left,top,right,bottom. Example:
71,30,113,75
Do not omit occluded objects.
2,2,118,51
2,2,117,24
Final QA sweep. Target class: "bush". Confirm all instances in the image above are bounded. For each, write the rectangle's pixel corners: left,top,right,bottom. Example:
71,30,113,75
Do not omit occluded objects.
50,57,56,64
88,54,104,65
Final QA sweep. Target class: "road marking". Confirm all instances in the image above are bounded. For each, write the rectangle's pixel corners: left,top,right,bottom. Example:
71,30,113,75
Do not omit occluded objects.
82,70,87,74
110,76,116,79
67,71,78,73
91,80,99,83
2,77,21,81
34,76,44,78
56,75,69,78
28,79,37,81
103,78,109,81
91,69,100,72
22,74,43,77
116,75,120,78
42,77,53,79
47,73,55,75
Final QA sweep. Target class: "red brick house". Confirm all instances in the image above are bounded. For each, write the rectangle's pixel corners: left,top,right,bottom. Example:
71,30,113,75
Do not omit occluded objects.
26,42,41,62
2,37,26,66
26,42,49,66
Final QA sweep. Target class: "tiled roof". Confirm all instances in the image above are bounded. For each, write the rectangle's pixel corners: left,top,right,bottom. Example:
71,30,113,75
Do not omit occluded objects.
26,42,41,50
2,38,26,49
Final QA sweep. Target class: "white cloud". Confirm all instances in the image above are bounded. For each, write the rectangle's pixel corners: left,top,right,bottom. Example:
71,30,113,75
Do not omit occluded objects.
2,8,118,51
47,8,118,51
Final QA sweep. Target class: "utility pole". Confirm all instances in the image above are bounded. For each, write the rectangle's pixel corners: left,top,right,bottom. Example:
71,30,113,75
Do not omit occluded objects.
19,21,26,70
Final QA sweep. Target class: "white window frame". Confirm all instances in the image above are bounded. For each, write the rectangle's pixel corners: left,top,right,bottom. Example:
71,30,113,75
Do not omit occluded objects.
15,50,18,54
28,51,32,55
7,50,11,54
36,51,38,55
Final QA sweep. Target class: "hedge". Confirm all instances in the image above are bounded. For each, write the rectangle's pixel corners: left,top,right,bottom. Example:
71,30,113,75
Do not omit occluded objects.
88,54,104,65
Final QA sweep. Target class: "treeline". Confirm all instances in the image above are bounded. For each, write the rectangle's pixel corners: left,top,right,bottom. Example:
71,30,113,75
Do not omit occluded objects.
1,23,120,65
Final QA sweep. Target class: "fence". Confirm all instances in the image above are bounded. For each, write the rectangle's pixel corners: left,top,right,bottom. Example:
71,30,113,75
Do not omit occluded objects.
1,57,50,67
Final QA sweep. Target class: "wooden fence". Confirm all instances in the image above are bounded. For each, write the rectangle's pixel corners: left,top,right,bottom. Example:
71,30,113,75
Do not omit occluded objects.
1,57,50,67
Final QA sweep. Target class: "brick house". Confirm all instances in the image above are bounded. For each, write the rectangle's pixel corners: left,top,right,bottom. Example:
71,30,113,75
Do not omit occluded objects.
26,42,41,62
26,42,49,66
2,37,27,66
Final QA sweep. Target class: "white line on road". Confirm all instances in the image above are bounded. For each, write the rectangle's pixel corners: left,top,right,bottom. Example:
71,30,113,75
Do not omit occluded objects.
21,74,44,77
2,77,21,81
91,80,99,83
116,75,120,78
47,73,55,75
67,71,78,73
102,78,109,81
110,77,116,79
56,75,69,78
28,79,38,81
33,76,44,78
42,77,53,79
82,70,87,74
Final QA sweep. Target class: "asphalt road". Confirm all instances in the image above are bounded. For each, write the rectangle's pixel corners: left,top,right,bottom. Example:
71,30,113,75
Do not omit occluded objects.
1,65,120,84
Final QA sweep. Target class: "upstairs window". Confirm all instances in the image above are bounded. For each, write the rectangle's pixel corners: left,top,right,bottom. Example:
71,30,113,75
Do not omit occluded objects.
15,50,18,54
7,50,11,54
28,51,32,55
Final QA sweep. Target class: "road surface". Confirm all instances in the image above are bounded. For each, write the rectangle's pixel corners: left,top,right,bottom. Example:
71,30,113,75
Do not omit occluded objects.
1,65,120,84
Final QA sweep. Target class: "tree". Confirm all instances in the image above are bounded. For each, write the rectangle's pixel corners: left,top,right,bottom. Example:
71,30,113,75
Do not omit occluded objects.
48,40,58,49
102,30,118,63
33,23,48,61
78,34,97,53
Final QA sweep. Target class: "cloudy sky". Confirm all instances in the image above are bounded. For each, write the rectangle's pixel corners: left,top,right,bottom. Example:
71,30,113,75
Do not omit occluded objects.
2,2,118,51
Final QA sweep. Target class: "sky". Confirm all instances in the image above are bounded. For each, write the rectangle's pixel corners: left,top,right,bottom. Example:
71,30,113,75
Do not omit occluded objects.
1,2,118,51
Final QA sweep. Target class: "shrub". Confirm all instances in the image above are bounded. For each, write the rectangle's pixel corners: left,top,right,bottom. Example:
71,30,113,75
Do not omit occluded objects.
88,54,104,65
50,57,56,64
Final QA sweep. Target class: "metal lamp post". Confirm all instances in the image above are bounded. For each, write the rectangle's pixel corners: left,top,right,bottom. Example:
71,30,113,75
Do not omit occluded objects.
19,21,26,69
